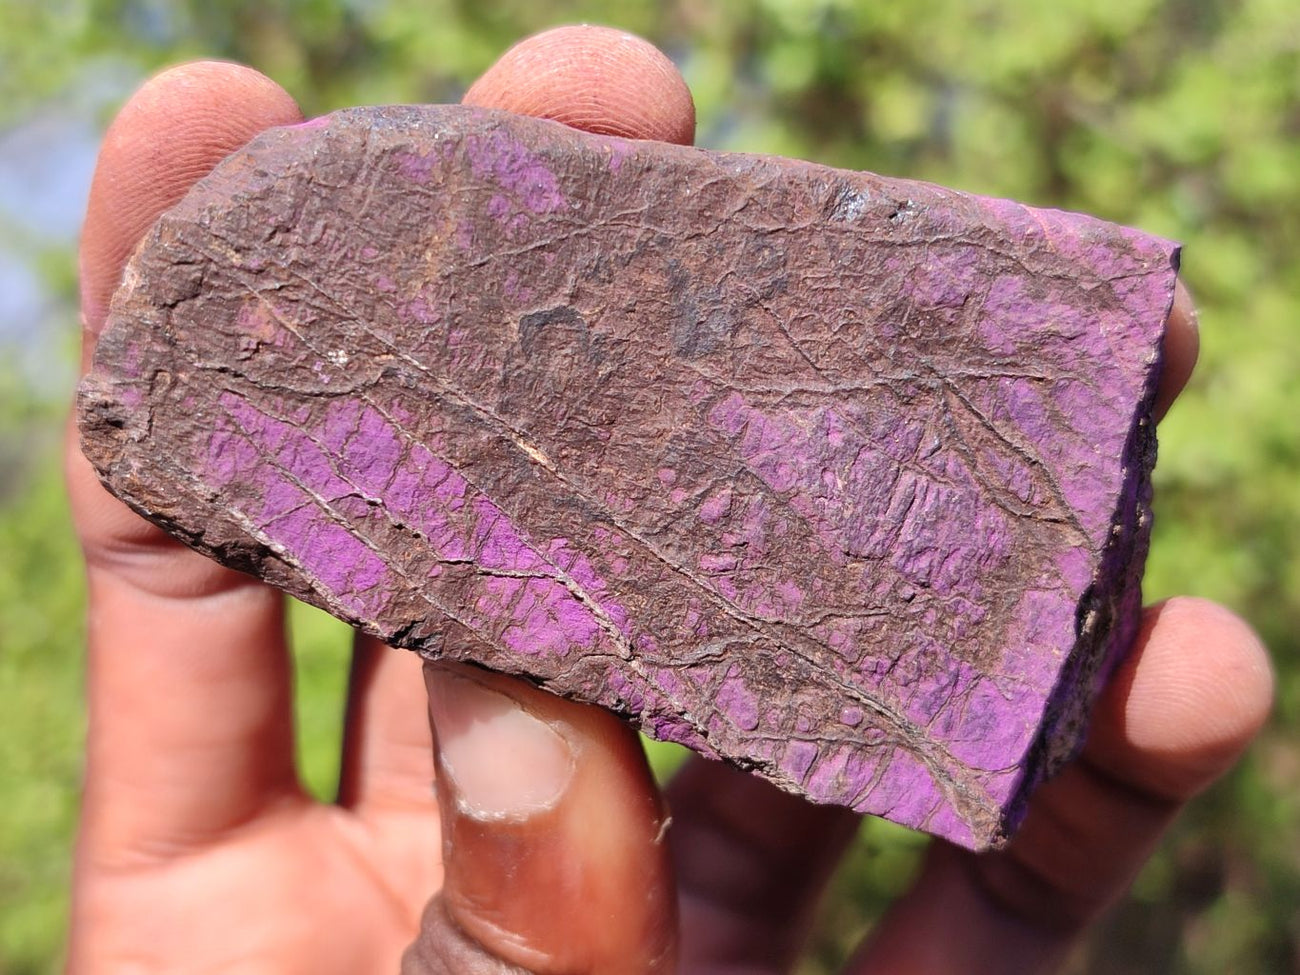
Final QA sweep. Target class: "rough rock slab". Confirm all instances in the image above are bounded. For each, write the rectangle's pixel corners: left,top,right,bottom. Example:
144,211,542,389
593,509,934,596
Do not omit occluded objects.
78,105,1178,850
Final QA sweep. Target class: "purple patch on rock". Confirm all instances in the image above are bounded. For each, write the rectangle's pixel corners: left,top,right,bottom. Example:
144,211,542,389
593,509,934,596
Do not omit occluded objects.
77,105,1176,849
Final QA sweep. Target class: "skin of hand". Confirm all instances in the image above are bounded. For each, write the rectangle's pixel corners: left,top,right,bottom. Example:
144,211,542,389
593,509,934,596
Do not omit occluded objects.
65,24,1273,975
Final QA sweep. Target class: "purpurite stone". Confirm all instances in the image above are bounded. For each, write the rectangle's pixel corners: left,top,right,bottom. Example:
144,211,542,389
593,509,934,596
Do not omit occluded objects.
78,105,1178,849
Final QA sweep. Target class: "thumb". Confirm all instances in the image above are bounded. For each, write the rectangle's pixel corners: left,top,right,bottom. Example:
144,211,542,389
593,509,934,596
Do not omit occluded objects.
404,662,677,974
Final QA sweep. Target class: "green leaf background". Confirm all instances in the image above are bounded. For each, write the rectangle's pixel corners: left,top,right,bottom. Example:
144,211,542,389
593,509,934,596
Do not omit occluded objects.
1,1,1297,971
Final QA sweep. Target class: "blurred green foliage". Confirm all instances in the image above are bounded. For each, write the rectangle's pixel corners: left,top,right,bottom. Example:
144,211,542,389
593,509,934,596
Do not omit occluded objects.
1,0,1297,971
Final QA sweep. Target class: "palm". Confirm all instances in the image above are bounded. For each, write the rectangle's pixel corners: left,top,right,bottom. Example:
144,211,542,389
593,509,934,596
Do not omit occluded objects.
78,784,439,971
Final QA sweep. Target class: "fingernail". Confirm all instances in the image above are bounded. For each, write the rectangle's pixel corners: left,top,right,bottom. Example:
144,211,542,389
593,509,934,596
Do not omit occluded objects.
426,667,575,822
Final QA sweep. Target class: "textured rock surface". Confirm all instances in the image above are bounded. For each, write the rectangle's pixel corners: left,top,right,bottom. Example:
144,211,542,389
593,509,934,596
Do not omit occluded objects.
78,105,1178,849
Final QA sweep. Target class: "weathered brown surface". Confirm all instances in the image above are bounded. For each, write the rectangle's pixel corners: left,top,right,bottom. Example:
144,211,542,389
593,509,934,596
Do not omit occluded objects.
78,105,1178,849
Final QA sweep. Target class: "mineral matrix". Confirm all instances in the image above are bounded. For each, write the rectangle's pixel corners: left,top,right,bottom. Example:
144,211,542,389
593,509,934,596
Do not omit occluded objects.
79,105,1178,849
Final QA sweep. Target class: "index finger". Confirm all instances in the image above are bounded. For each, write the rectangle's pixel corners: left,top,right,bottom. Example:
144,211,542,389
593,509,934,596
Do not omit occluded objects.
70,61,308,871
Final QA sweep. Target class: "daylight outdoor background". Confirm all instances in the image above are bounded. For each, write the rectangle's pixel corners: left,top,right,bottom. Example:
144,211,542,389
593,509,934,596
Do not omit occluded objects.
1,0,1297,971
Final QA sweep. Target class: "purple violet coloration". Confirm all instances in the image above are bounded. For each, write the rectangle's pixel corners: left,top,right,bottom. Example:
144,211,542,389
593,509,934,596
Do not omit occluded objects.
78,105,1177,849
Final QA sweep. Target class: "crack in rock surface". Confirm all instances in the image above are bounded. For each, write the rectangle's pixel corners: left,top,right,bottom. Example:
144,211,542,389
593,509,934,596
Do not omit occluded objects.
78,105,1177,850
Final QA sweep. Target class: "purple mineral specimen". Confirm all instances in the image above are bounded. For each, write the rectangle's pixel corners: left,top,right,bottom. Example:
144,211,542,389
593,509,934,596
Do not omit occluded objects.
77,105,1178,849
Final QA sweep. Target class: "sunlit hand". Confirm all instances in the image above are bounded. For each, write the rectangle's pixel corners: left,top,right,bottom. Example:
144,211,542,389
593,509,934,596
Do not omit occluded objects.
67,25,1272,974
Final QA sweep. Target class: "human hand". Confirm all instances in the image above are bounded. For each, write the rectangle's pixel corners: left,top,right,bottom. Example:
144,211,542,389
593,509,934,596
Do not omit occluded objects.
67,25,1272,974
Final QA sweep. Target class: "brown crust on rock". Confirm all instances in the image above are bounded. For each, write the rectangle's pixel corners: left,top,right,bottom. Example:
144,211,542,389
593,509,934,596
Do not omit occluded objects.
78,105,1176,849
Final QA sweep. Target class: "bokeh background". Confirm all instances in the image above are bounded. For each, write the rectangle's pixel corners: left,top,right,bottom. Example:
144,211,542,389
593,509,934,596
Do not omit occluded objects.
1,1,1297,971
